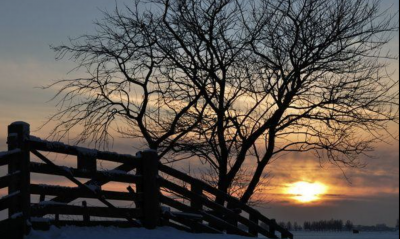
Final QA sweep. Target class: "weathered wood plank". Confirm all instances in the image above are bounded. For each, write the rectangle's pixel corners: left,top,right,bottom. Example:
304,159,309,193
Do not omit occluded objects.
0,171,20,190
29,138,141,166
191,183,203,211
0,219,10,231
161,165,255,211
160,195,252,237
30,162,142,184
160,179,277,238
281,230,294,239
249,213,259,237
82,201,90,223
78,154,97,172
163,210,220,234
139,150,160,229
30,184,143,202
160,165,249,210
160,164,291,238
0,131,293,239
31,204,143,219
31,149,141,227
0,191,20,211
0,149,21,167
7,122,31,238
0,156,10,167
0,218,23,239
32,161,139,217
190,183,204,232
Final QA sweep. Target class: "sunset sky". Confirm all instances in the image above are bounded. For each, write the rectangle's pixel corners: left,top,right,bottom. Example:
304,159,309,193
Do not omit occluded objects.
0,0,399,227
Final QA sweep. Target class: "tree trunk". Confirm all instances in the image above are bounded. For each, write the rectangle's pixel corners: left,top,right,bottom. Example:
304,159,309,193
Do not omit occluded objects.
240,129,276,204
216,166,228,205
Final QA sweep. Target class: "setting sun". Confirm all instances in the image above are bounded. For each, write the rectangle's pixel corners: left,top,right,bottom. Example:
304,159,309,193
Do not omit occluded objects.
287,182,328,203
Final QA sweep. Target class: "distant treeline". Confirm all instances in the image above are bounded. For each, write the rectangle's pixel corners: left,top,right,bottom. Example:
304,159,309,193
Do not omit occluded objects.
272,219,399,232
302,220,352,232
273,220,354,232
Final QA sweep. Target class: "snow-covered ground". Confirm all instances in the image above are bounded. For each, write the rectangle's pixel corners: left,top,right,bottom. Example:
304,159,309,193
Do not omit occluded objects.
26,227,400,239
27,227,248,239
294,231,399,239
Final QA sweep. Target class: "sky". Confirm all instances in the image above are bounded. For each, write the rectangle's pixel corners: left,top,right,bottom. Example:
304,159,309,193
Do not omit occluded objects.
0,0,399,227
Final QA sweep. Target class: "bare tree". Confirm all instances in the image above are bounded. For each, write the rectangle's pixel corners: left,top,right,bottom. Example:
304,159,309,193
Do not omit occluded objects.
237,0,399,203
47,0,213,156
345,220,354,231
168,0,399,204
48,0,398,205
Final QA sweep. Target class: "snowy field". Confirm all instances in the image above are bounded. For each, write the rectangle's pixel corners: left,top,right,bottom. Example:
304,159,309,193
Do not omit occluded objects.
294,231,399,239
27,227,248,239
26,227,400,239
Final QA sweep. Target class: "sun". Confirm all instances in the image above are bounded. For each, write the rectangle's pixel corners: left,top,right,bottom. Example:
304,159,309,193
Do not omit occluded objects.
287,182,327,203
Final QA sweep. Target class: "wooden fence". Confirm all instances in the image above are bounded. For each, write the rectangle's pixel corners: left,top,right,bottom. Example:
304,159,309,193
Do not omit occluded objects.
0,122,293,239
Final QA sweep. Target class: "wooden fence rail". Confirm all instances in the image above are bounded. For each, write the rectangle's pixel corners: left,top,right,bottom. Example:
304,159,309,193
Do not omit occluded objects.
158,165,292,239
0,121,293,239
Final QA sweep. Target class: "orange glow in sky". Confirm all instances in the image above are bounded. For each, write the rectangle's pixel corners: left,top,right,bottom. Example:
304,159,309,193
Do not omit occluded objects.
287,182,328,203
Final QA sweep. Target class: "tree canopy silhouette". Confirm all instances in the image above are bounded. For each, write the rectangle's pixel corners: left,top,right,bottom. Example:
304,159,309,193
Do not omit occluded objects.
48,0,399,204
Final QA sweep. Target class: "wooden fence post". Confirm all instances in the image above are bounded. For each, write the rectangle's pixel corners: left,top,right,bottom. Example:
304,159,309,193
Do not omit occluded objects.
190,183,203,232
82,201,90,223
249,213,259,237
139,150,160,229
7,122,31,238
269,219,277,236
226,202,239,235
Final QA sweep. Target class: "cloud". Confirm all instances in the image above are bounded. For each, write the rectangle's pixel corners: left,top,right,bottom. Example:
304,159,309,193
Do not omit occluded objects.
0,58,90,149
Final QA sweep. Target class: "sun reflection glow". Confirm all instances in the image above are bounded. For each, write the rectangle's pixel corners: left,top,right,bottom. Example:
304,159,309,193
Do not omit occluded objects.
287,182,327,203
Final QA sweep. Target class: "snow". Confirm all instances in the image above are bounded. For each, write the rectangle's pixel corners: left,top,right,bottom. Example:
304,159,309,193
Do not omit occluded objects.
11,212,23,219
25,227,400,239
29,136,70,153
102,170,136,178
294,231,399,239
38,201,67,206
26,227,249,239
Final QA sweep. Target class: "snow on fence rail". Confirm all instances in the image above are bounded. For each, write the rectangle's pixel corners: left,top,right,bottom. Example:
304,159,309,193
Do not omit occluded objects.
0,121,293,239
